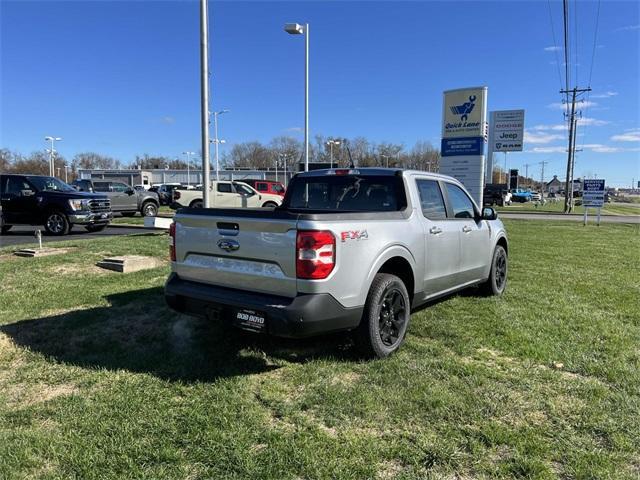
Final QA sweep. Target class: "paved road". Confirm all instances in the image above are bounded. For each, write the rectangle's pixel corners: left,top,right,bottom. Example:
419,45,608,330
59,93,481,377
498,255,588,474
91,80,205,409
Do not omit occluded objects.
0,225,149,249
500,212,640,224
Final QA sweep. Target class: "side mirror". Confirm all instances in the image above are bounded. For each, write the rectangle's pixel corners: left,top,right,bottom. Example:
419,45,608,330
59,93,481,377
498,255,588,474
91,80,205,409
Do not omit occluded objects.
21,189,35,197
126,188,135,195
481,207,498,220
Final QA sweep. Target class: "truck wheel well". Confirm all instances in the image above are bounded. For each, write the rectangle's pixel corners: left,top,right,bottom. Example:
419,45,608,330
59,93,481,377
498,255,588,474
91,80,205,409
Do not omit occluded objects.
377,257,415,303
496,236,508,255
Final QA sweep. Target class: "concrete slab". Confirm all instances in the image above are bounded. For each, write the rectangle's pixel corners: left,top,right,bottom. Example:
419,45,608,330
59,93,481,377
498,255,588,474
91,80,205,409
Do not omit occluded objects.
96,255,166,273
144,216,173,230
13,247,72,258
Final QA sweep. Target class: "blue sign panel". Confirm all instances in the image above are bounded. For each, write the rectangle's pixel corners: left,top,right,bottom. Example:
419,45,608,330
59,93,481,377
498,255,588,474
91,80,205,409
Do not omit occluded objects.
441,137,484,156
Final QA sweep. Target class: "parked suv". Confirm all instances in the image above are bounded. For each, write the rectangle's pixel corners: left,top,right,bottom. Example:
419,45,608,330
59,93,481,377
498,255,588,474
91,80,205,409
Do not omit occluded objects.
171,181,283,209
240,179,286,197
73,179,159,217
0,174,112,235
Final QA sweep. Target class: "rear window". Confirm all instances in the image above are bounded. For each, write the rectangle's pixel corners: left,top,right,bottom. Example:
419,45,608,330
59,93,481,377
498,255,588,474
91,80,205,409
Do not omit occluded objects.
285,174,406,211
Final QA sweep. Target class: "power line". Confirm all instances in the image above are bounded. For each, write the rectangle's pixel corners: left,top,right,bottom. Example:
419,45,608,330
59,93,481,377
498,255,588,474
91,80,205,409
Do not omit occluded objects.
563,0,571,112
547,0,565,92
574,0,579,87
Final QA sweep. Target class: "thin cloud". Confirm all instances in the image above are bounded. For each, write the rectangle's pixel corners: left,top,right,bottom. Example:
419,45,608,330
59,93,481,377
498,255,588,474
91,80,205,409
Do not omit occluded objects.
590,91,618,98
528,146,567,154
531,117,609,131
527,144,639,154
547,101,598,110
524,131,564,144
615,24,640,32
611,129,640,142
544,46,561,52
160,116,175,125
285,127,303,133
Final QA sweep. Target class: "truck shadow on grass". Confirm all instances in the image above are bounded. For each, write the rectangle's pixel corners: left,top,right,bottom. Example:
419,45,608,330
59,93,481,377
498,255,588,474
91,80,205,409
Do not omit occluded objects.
0,287,358,382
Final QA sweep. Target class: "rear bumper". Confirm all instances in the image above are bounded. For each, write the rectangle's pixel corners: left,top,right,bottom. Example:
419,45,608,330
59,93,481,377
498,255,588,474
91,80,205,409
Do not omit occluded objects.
164,273,363,338
68,212,112,225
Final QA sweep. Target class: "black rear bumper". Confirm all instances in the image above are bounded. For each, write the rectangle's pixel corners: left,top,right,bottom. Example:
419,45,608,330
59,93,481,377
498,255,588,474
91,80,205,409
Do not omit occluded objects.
164,273,363,338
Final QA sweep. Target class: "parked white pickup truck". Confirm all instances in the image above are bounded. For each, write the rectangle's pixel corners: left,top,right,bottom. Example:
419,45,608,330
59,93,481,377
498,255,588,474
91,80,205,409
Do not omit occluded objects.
171,181,283,209
166,168,508,358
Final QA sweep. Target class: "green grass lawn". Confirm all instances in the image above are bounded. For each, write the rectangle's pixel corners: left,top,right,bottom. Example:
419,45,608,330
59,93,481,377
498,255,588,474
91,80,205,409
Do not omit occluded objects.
496,201,640,216
1,220,639,479
110,206,175,225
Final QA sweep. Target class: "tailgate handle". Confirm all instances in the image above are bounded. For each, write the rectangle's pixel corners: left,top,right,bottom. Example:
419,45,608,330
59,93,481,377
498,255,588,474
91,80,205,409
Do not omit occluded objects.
217,222,239,236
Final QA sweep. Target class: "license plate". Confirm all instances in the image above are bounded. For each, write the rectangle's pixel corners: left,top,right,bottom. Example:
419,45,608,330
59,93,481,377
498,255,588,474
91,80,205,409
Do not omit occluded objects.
234,308,266,333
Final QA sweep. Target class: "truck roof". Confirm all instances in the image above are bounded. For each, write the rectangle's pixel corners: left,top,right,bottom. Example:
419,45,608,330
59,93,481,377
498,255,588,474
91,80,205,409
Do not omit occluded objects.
294,167,460,183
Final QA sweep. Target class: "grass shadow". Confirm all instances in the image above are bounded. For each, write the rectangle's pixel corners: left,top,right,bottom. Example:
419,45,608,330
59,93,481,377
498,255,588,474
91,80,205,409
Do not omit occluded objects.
0,287,359,383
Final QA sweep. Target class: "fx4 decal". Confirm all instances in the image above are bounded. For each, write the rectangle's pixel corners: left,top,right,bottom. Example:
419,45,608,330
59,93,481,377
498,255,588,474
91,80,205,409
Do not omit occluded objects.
340,230,369,242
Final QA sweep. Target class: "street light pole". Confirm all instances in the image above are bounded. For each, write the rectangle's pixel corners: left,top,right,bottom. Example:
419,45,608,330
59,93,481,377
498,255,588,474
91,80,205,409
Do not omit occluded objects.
183,151,195,186
64,164,69,183
284,22,309,171
200,0,211,207
327,140,340,168
212,110,229,181
44,136,62,176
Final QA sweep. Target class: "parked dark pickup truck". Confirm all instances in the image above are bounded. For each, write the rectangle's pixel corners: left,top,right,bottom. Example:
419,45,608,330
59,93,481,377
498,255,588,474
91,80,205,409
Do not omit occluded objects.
0,174,112,235
73,179,159,217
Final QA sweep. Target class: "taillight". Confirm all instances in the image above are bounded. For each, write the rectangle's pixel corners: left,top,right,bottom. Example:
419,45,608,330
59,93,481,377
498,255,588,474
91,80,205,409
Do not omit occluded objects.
169,222,176,261
296,230,335,279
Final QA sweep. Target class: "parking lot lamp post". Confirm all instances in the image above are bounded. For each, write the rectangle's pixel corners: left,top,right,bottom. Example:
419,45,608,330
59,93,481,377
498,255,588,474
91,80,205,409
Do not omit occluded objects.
183,151,196,185
213,110,229,181
64,164,69,183
44,136,62,176
284,22,309,171
327,140,340,168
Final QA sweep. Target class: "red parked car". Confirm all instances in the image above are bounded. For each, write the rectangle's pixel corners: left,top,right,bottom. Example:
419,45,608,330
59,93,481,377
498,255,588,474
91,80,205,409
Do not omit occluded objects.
240,179,286,197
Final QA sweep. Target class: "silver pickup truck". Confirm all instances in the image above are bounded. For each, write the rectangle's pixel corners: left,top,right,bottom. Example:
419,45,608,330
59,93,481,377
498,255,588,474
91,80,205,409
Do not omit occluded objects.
165,168,508,358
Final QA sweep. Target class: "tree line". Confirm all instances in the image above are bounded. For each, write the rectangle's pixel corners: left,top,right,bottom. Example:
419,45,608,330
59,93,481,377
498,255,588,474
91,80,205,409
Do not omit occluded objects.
1,135,442,180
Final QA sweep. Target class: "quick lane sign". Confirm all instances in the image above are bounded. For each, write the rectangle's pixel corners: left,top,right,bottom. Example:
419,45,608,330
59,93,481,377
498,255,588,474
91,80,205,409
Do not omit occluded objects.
441,87,487,156
490,109,525,152
582,179,605,207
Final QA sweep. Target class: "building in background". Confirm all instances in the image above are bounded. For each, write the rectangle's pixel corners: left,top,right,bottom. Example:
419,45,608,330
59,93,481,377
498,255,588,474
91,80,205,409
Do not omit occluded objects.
546,175,563,194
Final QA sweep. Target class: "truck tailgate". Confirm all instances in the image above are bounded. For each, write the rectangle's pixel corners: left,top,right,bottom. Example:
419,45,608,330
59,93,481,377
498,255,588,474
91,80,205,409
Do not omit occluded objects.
173,209,298,298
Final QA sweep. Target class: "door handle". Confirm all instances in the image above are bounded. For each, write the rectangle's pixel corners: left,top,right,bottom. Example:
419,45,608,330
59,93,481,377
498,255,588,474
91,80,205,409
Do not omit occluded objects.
429,226,442,235
462,225,472,233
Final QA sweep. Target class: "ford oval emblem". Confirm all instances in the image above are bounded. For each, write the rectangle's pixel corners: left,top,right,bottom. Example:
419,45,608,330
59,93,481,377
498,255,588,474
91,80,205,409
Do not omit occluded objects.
217,239,240,252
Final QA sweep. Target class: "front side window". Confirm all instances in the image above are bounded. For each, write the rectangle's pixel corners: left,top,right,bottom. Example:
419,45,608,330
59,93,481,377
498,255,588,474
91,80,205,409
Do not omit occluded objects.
93,182,110,192
217,183,232,193
445,183,475,219
416,179,447,220
27,176,73,192
234,183,255,196
257,183,268,192
111,183,128,193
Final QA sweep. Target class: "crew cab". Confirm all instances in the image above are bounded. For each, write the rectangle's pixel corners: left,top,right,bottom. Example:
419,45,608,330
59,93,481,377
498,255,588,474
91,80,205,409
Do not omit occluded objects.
73,179,160,217
0,174,112,235
165,168,508,358
240,179,286,197
171,181,283,209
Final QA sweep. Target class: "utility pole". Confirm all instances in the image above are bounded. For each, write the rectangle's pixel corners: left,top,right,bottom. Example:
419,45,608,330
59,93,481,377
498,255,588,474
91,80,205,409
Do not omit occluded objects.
200,0,211,207
560,87,591,213
539,161,549,200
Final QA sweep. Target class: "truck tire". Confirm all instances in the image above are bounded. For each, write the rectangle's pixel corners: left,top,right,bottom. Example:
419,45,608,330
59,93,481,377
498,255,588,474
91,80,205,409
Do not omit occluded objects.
44,211,70,236
479,245,508,296
262,201,278,208
355,273,410,359
189,200,203,209
85,224,107,232
141,202,158,217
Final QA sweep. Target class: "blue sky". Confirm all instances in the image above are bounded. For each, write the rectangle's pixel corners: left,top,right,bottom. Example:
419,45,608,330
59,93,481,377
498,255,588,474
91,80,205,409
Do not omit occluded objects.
1,0,638,186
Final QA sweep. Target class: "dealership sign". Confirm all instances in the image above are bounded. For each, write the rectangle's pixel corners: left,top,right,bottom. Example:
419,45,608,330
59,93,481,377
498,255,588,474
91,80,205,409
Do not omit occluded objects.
582,179,605,207
441,87,488,156
490,110,525,152
440,86,488,206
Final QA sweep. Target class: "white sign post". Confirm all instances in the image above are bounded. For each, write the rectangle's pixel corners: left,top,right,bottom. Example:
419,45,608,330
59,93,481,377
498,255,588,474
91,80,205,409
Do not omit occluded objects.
486,109,525,184
582,179,605,226
440,86,488,206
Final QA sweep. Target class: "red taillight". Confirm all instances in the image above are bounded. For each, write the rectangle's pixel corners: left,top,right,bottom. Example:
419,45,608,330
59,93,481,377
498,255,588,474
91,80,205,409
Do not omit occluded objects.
169,222,176,261
296,230,335,279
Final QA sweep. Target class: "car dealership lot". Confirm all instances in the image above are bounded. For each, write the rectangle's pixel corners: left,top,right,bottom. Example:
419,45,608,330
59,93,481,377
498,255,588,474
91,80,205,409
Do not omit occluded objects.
1,219,638,479
0,225,147,248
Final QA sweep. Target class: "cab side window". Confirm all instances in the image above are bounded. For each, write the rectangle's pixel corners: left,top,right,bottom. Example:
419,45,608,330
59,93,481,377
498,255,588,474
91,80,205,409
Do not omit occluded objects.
416,179,447,220
111,183,128,193
93,182,110,192
6,176,31,196
257,183,268,192
217,183,232,193
445,183,475,219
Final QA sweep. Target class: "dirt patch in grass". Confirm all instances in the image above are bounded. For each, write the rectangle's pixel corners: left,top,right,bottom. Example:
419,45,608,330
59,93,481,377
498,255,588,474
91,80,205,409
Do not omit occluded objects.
48,263,108,276
376,459,405,479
